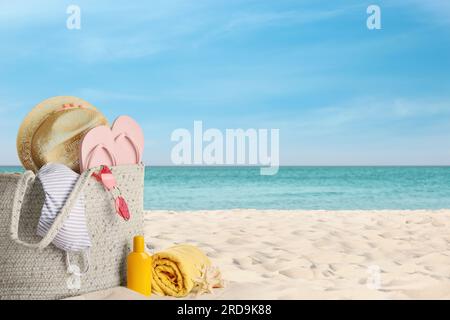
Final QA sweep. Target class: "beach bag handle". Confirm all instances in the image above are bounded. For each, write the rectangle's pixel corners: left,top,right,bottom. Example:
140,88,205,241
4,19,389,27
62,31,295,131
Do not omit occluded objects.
10,168,95,250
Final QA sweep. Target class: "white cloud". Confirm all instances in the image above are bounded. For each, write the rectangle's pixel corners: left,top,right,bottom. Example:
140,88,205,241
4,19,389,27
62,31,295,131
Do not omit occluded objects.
291,97,450,136
73,36,164,63
191,5,358,47
223,8,347,31
78,88,154,103
410,0,450,24
0,0,63,28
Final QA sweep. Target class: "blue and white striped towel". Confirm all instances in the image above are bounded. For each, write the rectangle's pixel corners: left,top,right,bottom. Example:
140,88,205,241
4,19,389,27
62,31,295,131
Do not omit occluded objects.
37,163,91,252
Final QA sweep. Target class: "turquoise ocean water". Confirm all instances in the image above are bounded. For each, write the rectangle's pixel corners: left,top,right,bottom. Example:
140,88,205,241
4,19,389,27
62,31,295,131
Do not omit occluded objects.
2,166,449,210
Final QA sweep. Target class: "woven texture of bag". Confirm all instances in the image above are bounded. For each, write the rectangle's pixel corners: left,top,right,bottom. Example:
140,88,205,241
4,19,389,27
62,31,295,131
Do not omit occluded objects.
0,164,144,300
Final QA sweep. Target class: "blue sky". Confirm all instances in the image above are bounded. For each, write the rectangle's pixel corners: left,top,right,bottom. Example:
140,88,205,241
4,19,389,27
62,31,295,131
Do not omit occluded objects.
1,0,449,165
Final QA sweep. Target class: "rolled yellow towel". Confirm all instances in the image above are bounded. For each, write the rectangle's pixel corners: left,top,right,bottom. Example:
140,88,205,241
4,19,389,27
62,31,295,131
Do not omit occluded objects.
152,244,212,297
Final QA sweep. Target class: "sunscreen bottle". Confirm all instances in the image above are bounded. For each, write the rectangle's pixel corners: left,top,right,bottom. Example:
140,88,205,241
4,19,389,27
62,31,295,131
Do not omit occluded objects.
127,235,152,296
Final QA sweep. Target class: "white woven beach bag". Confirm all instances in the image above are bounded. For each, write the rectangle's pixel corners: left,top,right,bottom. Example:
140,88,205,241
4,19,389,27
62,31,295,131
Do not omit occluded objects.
0,164,144,300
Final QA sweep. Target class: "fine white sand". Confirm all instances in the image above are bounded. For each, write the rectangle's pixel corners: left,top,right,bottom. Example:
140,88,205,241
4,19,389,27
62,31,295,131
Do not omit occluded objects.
74,209,450,300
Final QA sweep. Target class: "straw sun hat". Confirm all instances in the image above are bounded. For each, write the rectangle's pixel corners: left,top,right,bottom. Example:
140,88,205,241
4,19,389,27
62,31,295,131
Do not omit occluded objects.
17,96,108,173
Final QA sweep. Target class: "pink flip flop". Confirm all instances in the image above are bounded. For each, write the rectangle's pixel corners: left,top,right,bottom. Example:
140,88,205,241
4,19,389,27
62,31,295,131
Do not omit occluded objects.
79,126,118,172
111,116,144,165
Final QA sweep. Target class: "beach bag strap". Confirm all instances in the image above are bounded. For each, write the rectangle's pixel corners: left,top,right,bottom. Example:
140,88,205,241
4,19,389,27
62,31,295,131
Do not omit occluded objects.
10,168,95,250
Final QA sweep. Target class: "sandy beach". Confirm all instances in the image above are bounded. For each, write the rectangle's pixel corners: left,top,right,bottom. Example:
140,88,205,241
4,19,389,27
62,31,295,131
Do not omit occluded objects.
74,209,450,300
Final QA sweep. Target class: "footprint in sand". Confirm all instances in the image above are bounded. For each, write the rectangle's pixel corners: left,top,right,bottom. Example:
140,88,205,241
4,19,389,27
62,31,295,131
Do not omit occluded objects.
254,251,278,259
279,267,315,280
226,238,246,245
431,219,445,227
233,257,254,268
262,263,281,272
262,241,278,246
379,232,392,239
207,251,219,258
